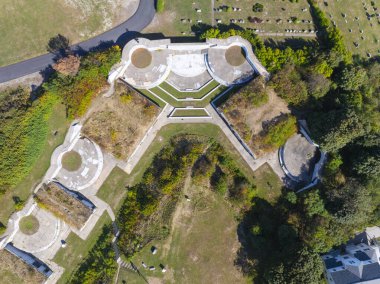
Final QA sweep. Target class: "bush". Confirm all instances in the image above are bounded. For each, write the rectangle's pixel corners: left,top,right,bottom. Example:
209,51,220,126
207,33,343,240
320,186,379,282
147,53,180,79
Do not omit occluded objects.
263,115,297,147
270,64,308,106
43,46,121,118
156,0,164,12
0,222,6,235
253,3,264,12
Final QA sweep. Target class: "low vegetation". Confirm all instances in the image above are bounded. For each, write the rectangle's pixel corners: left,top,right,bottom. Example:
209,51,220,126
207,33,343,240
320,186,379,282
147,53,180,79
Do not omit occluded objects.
53,212,113,284
61,151,82,172
19,215,40,235
43,46,121,118
221,77,294,156
0,249,46,284
0,87,60,195
82,83,159,159
34,182,92,229
68,223,117,284
116,135,255,260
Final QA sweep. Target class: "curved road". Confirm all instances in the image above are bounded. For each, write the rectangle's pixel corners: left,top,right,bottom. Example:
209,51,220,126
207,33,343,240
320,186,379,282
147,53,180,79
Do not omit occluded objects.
0,0,155,83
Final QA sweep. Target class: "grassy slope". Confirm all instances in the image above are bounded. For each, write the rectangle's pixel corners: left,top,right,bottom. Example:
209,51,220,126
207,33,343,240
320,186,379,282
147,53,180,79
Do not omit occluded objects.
0,103,69,224
117,186,248,284
53,212,112,284
253,163,283,203
0,0,120,66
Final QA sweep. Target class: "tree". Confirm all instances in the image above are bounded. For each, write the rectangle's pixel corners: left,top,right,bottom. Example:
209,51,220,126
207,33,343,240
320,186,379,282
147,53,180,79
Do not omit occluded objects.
252,3,264,12
305,72,331,99
352,147,380,182
325,178,373,226
303,190,326,217
47,34,70,56
318,110,367,152
286,246,324,283
270,64,308,106
52,55,80,76
338,65,368,92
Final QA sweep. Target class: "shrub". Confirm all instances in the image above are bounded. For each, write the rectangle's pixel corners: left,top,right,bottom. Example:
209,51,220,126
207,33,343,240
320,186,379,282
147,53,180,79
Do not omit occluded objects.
253,3,264,12
0,88,59,194
0,222,6,235
270,64,308,106
263,115,297,147
156,0,164,12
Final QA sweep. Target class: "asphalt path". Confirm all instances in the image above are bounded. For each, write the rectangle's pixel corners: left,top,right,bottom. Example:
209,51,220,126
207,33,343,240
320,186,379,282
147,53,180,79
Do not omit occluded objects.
0,0,155,83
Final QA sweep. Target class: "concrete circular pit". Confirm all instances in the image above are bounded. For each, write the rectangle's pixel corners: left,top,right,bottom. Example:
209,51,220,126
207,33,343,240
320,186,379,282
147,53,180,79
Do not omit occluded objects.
131,48,152,68
225,45,246,66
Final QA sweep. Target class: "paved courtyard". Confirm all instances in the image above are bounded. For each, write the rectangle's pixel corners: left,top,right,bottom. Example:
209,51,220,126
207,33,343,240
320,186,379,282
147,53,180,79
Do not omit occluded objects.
282,133,319,182
11,205,70,260
56,137,103,191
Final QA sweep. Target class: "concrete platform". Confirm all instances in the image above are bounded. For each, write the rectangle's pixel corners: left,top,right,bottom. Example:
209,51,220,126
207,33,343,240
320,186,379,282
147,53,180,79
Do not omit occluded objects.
11,206,70,260
56,137,103,191
282,134,319,182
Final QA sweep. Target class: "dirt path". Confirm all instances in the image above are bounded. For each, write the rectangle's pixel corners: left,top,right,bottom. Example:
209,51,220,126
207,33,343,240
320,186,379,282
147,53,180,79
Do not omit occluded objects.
161,173,192,258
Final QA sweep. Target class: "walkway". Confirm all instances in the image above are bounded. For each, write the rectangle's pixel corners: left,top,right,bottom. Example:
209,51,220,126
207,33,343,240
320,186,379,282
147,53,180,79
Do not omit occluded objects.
0,0,156,83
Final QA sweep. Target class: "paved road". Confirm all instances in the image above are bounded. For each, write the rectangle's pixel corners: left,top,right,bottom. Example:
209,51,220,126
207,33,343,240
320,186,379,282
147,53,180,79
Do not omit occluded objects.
0,0,155,83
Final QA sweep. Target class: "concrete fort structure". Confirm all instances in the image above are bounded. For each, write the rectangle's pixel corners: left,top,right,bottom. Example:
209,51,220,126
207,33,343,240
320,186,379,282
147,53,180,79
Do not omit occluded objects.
108,36,269,90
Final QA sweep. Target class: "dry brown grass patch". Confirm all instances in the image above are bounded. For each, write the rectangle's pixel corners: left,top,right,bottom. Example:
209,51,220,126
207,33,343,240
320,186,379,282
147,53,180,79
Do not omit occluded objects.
82,83,159,160
225,46,246,66
34,182,92,229
0,249,46,284
221,87,290,157
131,48,152,68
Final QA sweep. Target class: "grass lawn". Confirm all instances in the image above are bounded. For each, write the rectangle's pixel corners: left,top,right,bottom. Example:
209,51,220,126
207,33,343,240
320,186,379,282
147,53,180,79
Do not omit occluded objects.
53,212,112,284
316,0,380,57
19,215,40,235
117,183,247,284
159,80,220,99
0,103,69,224
144,0,212,36
253,163,283,204
96,167,129,212
137,89,166,108
0,0,126,66
171,108,209,117
142,83,228,108
61,151,82,172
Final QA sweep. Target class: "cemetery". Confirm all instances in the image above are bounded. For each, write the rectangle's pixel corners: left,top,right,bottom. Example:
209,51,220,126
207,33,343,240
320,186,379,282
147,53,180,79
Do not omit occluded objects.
318,0,380,56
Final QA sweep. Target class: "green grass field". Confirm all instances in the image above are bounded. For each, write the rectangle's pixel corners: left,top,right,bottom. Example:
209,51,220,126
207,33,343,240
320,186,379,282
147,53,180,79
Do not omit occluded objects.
171,108,209,117
0,103,69,224
160,80,219,99
253,163,283,204
316,0,380,57
139,82,228,108
53,212,112,284
0,0,125,66
96,167,129,212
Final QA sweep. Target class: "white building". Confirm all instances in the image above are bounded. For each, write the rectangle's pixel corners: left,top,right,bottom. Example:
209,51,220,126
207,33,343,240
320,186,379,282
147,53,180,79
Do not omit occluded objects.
322,242,380,284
